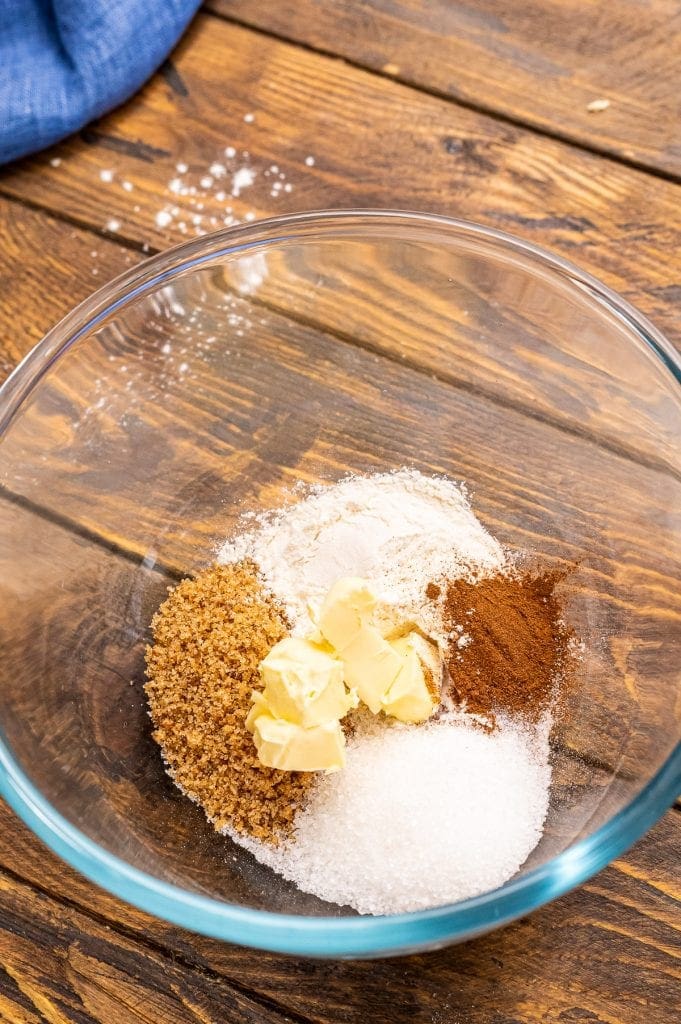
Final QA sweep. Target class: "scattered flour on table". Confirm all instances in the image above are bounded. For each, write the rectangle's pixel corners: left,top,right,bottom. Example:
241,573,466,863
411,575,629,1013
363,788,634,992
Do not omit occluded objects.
225,713,551,915
219,470,506,639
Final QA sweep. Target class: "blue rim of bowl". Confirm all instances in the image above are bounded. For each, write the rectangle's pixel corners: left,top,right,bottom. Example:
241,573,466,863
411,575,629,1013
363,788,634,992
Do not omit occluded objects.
1,209,680,957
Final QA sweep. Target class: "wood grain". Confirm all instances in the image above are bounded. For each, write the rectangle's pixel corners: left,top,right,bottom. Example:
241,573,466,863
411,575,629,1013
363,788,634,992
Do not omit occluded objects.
199,227,681,470
0,200,141,380
0,869,293,1024
1,15,679,371
1,192,675,786
1,195,679,789
0,6,680,1021
211,0,681,179
2,195,680,488
0,797,678,1024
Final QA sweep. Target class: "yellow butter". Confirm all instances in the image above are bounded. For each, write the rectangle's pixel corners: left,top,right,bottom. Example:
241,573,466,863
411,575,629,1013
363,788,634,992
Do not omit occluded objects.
250,635,356,772
259,636,355,728
250,577,441,773
250,713,346,772
382,632,439,724
318,577,439,722
317,577,375,652
318,577,401,713
340,625,404,714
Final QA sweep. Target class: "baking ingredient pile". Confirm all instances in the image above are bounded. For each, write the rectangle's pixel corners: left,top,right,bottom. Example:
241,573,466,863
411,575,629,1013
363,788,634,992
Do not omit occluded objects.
145,470,574,915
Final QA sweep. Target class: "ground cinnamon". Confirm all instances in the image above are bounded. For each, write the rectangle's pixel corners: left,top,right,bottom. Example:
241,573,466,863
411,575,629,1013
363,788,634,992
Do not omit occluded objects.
440,569,572,722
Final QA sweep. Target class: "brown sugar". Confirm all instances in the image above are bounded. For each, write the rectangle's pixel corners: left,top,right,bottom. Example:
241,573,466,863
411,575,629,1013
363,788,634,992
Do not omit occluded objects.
144,560,313,844
441,569,573,723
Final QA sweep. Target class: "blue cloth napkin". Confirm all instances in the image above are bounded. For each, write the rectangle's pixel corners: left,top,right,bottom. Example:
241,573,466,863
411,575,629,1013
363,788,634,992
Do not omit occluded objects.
0,0,201,164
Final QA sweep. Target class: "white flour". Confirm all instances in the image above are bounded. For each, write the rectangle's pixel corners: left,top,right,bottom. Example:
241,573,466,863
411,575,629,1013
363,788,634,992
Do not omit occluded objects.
219,470,506,639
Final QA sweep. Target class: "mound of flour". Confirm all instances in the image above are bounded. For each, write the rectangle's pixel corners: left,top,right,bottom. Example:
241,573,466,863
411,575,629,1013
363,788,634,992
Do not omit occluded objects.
219,470,506,637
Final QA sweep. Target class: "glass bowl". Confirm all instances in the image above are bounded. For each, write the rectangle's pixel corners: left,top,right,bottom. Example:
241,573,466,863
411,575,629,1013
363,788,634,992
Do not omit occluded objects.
0,210,679,958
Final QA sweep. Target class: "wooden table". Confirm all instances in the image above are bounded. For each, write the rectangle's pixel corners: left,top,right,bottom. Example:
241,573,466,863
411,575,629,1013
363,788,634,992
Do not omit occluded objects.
1,3,679,1020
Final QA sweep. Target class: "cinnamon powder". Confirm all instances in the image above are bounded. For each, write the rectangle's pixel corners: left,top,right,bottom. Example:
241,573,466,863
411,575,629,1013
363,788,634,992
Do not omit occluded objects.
439,570,572,722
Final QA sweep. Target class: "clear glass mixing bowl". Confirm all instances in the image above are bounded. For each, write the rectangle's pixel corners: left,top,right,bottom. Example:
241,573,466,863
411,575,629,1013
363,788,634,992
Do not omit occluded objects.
0,211,679,958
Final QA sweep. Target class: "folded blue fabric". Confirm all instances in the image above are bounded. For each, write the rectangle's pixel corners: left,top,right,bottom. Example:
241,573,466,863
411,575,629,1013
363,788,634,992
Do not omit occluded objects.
0,0,201,165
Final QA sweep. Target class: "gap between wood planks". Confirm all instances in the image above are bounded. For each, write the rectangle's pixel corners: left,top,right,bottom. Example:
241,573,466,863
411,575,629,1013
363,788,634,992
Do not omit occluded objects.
0,487,185,581
0,806,675,1024
2,10,681,372
0,23,677,1024
0,863,312,1024
0,186,677,490
0,194,677,788
204,6,681,188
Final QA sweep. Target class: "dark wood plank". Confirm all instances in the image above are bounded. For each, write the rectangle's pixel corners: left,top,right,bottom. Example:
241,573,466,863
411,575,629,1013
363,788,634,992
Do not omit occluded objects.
211,0,681,179
1,196,680,787
2,186,679,488
0,868,293,1024
3,179,679,787
0,15,679,1020
0,796,678,1024
0,200,140,381
1,15,680,385
187,226,681,470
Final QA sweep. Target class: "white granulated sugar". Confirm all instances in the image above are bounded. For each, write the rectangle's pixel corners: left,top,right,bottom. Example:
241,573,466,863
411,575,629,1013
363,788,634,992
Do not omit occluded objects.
155,210,173,228
105,217,120,232
229,715,551,915
586,98,610,113
225,251,269,295
225,146,236,158
219,470,505,638
232,167,255,197
100,168,114,182
305,155,315,166
244,112,255,123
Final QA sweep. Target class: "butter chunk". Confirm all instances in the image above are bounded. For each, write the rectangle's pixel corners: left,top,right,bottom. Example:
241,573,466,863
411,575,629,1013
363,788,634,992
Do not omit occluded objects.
251,714,346,772
318,577,404,714
259,636,355,728
318,576,440,723
382,632,440,724
318,577,376,652
341,625,404,714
